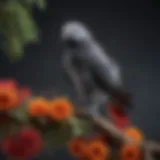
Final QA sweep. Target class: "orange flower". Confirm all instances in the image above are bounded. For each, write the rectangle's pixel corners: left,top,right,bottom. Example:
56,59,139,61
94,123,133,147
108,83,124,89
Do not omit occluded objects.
48,97,73,121
27,98,49,117
68,137,87,158
0,80,20,111
86,139,109,160
119,144,141,160
0,88,19,111
123,127,143,144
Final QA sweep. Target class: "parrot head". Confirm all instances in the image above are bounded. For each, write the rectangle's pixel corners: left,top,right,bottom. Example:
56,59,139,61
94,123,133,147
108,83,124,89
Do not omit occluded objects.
60,21,93,50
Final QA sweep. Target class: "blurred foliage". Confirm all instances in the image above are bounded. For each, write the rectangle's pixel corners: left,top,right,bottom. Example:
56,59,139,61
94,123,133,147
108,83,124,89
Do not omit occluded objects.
0,0,47,61
0,79,93,147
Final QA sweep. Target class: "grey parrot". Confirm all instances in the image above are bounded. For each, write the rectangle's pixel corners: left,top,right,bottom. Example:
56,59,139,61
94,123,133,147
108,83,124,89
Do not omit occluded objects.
60,21,132,115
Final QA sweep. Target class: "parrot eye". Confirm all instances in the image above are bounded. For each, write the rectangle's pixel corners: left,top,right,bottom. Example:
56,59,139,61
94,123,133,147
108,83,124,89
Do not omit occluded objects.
64,38,79,49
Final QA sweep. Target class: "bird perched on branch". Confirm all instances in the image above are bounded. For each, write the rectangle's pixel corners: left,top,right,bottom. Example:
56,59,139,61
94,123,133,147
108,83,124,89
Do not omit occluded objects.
61,21,132,116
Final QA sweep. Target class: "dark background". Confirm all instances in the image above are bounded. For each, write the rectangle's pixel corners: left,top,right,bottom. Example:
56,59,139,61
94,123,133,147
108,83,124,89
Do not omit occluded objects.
0,0,160,159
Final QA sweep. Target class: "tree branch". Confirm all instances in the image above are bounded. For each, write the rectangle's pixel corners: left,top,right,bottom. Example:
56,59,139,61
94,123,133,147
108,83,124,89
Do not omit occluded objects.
75,108,160,160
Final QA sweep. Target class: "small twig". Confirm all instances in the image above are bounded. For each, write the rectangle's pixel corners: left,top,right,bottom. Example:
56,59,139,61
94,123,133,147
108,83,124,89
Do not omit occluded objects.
143,141,154,160
146,141,160,159
92,115,132,144
147,141,160,153
76,109,135,146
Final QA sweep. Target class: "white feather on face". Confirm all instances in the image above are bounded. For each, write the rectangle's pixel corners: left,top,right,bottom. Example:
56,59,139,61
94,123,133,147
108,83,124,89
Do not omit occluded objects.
61,21,93,43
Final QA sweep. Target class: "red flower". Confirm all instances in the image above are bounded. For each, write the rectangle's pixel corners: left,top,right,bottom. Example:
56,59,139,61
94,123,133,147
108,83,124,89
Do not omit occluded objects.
1,127,43,159
107,103,129,129
19,88,31,102
0,79,18,90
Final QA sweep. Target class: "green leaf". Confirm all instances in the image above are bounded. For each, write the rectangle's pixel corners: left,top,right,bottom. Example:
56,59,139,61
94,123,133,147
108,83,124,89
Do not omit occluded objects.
16,0,35,8
43,122,72,147
3,36,24,61
9,102,29,123
68,116,84,137
0,0,43,61
35,0,47,10
13,3,39,44
68,116,93,137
